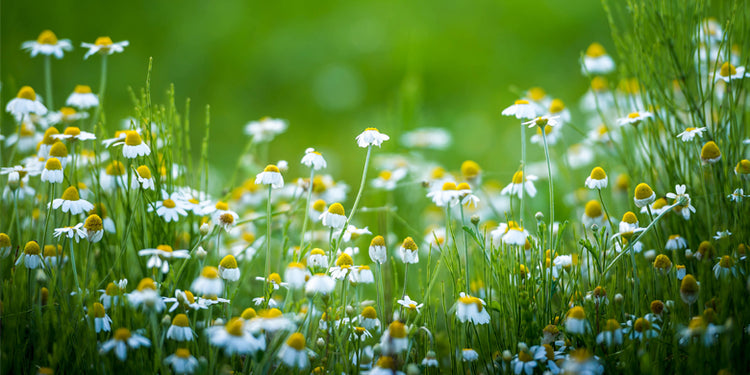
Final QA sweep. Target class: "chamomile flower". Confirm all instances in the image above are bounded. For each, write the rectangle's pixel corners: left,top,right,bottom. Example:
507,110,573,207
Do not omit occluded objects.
422,350,439,367
371,168,407,191
498,221,529,247
128,278,166,312
596,319,623,347
397,295,424,313
114,131,150,158
653,254,673,275
736,160,750,178
523,115,560,129
43,245,66,267
582,200,605,229
565,306,588,334
99,328,150,361
192,266,224,296
301,148,327,170
82,37,129,59
51,186,94,215
244,117,288,142
399,237,419,264
617,111,653,126
255,164,284,189
713,230,732,240
100,161,127,190
319,202,347,229
88,302,112,333
47,108,90,125
666,184,696,220
307,248,329,269
251,308,295,333
585,167,608,189
633,183,656,208
22,30,72,58
132,165,155,190
501,171,537,199
461,348,479,362
284,262,308,289
426,181,461,207
53,224,86,243
99,282,126,309
138,245,190,274
680,274,700,304
278,333,310,369
0,233,11,258
206,318,265,355
401,127,451,149
16,241,43,269
456,293,490,325
166,314,195,341
330,253,355,280
6,86,47,121
713,256,739,279
700,141,721,164
676,127,707,142
356,127,390,148
40,158,64,184
66,85,99,109
361,237,385,266
714,62,747,82
164,348,199,374
371,356,401,375
380,321,409,355
256,273,287,290
623,317,660,341
502,99,536,119
163,289,207,313
510,344,543,375
356,265,374,284
218,255,240,281
151,191,189,222
305,273,336,295
581,42,615,74
618,211,639,233
666,234,687,251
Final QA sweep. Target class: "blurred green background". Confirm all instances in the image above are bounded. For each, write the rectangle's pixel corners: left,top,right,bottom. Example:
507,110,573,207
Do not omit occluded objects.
2,0,609,182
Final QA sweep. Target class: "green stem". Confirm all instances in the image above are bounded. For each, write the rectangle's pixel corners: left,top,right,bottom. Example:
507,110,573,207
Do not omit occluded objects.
296,168,315,261
68,237,81,293
541,130,555,245
520,125,526,225
348,145,372,223
44,56,54,110
264,185,273,301
90,55,108,131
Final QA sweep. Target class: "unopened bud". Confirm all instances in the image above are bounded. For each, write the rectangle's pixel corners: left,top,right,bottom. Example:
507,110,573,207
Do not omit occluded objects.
200,223,210,236
535,212,544,221
196,246,207,260
471,215,480,225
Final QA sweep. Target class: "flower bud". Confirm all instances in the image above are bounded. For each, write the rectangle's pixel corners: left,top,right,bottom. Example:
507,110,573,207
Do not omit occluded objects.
200,223,210,236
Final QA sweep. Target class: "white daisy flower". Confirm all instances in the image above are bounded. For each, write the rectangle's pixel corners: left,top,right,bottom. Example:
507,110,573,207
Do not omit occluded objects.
501,172,537,199
66,85,99,109
714,62,747,82
355,127,390,148
22,30,72,58
6,86,47,121
255,164,284,189
138,245,190,274
151,191,189,222
133,165,155,190
581,42,615,74
301,147,327,170
51,186,94,215
89,303,112,333
462,348,479,362
82,37,129,59
99,328,150,361
248,308,295,333
319,202,347,229
617,111,653,126
426,181,461,207
566,306,588,334
371,168,407,191
15,241,44,270
676,127,707,142
191,267,224,296
397,295,424,313
584,167,608,190
305,273,336,295
368,236,387,264
456,292,490,325
218,255,241,281
53,224,86,243
164,348,199,374
206,318,266,355
166,314,195,341
112,131,150,158
399,237,419,264
522,115,560,129
244,117,288,142
40,158,64,184
401,127,451,149
163,290,208,313
380,321,409,355
306,248,329,269
501,99,536,119
278,333,310,369
127,278,166,312
284,262,309,289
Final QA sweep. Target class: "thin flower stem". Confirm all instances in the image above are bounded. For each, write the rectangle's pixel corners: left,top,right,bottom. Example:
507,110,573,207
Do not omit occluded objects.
68,237,81,293
459,204,470,293
264,185,273,300
296,168,315,261
520,124,526,225
541,130,555,247
40,184,55,250
90,55,108,131
348,145,372,223
44,55,54,110
377,262,386,326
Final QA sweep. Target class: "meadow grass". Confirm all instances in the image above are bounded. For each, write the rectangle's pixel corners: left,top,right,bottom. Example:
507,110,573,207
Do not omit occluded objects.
1,0,749,374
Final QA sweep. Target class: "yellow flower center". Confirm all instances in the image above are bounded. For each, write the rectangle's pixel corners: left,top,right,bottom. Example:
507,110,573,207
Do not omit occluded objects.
461,160,480,178
379,170,392,180
518,350,533,362
586,42,606,58
568,306,585,320
95,36,114,47
91,302,106,318
136,165,152,179
719,255,733,268
37,30,59,45
680,274,699,294
514,99,529,105
225,318,244,336
603,319,619,332
220,255,238,269
622,211,637,224
0,233,9,248
137,278,157,291
45,158,62,171
264,164,280,173
388,321,406,338
336,253,353,267
370,235,386,247
172,314,190,327
84,214,103,232
106,161,125,176
201,266,219,279
361,306,377,319
312,199,326,212
125,131,143,146
376,356,395,370
74,85,92,94
735,160,750,174
43,244,59,257
241,307,257,320
365,127,379,132
701,141,721,160
61,186,80,201
590,167,606,180
584,200,602,218
17,86,37,101
105,283,119,296
62,127,81,137
175,348,191,359
549,99,565,113
402,237,418,252
653,254,671,269
184,290,196,304
431,166,446,179
310,248,325,256
720,62,737,77
327,202,345,216
49,142,68,158
511,171,524,184
261,308,283,319
650,300,664,315
114,328,131,341
591,76,608,91
457,182,471,191
286,332,306,351
633,318,650,332
219,213,235,225
162,199,176,209
528,87,546,101
634,183,654,200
